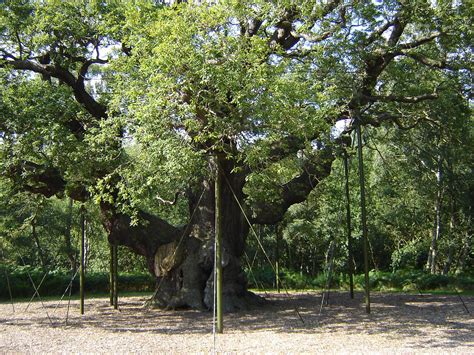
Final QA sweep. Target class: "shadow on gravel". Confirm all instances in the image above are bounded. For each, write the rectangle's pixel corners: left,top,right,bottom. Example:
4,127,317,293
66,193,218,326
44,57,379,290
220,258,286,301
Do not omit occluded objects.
1,292,472,349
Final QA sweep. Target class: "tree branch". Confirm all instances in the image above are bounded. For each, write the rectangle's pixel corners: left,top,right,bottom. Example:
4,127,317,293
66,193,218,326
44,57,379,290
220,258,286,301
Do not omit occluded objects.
364,92,438,103
157,190,182,206
403,52,457,70
251,146,335,225
1,58,107,119
101,204,187,270
387,17,405,47
365,20,397,46
398,32,441,50
269,0,342,50
78,58,108,84
290,29,334,43
6,161,66,198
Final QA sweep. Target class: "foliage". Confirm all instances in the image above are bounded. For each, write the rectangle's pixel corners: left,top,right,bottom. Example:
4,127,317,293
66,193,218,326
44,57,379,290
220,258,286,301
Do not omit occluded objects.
0,0,472,301
0,264,154,300
246,268,474,293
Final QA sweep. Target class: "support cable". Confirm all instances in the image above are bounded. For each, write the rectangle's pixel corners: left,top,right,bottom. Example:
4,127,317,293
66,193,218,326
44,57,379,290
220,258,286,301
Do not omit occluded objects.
18,254,53,325
80,205,86,315
0,249,15,313
320,161,348,312
136,187,207,332
343,150,355,299
25,272,48,311
219,163,304,324
243,251,269,297
109,243,114,306
319,240,336,315
52,268,79,314
65,271,74,326
456,290,471,314
214,159,223,334
148,187,206,303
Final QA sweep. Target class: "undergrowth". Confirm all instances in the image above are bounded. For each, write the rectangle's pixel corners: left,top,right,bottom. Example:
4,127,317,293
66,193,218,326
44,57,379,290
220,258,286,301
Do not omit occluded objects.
245,267,474,293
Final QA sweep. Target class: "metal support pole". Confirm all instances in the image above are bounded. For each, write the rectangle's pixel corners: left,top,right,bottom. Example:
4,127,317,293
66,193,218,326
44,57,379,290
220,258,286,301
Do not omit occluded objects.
80,206,85,315
113,243,118,309
356,118,371,314
109,243,114,306
275,226,281,294
343,152,355,299
215,159,223,334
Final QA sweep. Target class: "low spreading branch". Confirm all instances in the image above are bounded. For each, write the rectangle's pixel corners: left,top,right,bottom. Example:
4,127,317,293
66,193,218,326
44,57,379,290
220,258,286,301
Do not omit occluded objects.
251,147,335,225
1,58,107,119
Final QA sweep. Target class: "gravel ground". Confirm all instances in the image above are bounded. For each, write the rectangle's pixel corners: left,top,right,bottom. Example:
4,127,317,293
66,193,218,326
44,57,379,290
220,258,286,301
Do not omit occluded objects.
1,291,473,354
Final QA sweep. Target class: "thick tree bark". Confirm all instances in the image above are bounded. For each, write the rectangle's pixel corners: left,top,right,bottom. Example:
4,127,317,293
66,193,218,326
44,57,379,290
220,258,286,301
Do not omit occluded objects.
98,157,253,311
99,148,335,311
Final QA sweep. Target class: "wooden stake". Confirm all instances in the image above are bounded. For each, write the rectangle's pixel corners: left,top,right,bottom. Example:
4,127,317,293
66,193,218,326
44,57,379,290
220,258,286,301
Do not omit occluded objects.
343,151,355,299
80,206,85,315
356,118,371,314
215,159,223,334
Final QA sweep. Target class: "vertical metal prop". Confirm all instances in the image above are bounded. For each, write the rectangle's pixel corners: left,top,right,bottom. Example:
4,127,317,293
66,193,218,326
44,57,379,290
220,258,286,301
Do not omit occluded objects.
275,226,281,294
80,206,85,315
109,244,114,306
343,152,355,299
215,159,224,334
113,243,118,309
356,118,371,314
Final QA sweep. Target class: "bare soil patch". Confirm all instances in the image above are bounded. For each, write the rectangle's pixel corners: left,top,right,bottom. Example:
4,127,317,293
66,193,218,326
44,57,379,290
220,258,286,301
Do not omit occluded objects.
1,291,472,353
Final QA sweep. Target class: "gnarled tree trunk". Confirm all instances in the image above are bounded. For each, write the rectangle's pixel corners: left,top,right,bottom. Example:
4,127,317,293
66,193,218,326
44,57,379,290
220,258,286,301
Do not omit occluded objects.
101,148,334,311
102,157,260,311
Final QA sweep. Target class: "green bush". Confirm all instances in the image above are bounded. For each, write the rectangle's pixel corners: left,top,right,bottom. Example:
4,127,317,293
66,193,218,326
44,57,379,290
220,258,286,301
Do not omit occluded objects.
391,240,429,271
245,265,275,289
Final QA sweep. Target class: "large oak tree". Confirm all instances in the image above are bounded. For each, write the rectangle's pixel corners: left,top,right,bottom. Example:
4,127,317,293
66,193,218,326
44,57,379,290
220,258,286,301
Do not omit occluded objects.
1,0,471,310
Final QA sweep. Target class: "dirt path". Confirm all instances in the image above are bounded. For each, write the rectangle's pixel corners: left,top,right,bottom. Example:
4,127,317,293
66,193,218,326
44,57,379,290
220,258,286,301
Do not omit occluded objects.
1,291,473,353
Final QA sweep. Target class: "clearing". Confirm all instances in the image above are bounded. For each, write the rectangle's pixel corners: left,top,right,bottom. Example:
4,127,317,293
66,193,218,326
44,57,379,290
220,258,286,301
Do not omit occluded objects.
0,291,472,353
